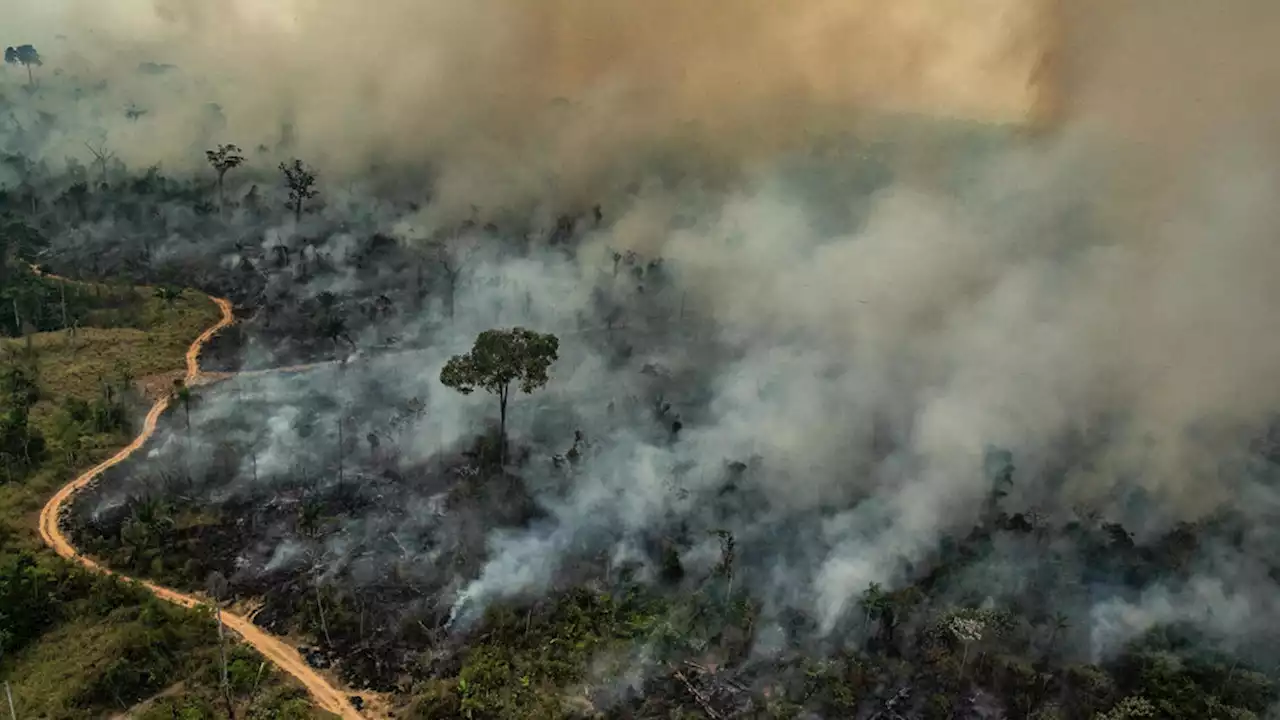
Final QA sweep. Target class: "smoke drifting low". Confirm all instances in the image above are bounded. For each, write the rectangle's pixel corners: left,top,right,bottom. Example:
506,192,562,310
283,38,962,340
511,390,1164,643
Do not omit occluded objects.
14,0,1053,215
15,0,1280,704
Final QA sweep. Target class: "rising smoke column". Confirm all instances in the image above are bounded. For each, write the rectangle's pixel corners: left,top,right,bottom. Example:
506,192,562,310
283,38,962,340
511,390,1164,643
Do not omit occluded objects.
23,0,1280,670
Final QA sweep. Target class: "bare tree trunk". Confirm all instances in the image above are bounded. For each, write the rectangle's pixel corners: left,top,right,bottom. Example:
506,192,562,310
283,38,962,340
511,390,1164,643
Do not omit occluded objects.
244,661,267,717
4,680,16,720
358,594,366,643
446,271,458,321
216,609,236,720
498,385,509,466
414,260,425,311
183,401,192,482
316,584,333,646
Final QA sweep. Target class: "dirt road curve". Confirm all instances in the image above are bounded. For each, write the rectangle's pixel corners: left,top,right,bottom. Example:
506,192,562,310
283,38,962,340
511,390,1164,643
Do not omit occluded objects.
35,283,365,720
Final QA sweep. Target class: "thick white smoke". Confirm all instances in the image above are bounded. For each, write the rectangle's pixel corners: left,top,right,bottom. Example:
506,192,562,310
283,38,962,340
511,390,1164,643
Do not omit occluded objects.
23,0,1280,668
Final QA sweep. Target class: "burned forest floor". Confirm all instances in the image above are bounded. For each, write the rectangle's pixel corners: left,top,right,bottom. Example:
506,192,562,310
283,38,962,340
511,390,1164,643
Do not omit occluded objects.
61,367,1280,720
0,258,334,719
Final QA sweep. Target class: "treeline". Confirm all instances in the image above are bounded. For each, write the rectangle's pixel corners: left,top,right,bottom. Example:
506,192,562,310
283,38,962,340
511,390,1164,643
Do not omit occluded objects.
0,218,168,338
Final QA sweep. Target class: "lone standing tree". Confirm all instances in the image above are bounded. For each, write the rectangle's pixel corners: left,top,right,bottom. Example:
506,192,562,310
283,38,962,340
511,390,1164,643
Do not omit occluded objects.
440,328,559,465
4,45,41,88
279,158,318,223
206,143,245,215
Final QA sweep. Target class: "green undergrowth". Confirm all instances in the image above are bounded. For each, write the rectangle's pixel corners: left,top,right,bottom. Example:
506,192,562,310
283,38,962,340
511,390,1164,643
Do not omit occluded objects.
402,578,1277,720
0,265,220,551
408,585,752,719
0,249,329,719
0,550,333,719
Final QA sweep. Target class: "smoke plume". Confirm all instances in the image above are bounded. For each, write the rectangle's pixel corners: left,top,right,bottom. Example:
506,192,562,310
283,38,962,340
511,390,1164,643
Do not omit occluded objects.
15,0,1280,692
13,0,1055,214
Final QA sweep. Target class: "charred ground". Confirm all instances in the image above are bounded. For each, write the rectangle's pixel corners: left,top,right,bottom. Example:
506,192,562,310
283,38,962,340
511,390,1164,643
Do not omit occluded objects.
7,15,1280,718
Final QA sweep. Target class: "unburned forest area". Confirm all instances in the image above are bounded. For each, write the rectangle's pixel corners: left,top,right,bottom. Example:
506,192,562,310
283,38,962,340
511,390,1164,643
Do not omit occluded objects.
4,2,1280,719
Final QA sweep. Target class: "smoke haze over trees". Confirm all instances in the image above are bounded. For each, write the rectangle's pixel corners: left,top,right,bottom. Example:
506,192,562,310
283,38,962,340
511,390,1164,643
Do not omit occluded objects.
6,0,1280,717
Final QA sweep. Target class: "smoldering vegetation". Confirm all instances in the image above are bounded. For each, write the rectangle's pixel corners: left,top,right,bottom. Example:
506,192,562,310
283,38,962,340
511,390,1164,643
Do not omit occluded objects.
8,0,1280,717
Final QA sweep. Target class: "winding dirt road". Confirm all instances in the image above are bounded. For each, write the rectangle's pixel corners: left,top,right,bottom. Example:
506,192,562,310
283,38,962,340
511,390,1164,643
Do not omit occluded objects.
35,282,365,720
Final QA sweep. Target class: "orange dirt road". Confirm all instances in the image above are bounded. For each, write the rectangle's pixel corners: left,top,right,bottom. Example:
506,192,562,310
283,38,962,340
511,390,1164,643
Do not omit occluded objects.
36,288,365,720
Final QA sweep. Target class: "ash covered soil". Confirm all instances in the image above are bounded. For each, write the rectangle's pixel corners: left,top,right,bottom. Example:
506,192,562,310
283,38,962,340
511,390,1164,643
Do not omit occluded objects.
10,1,1280,716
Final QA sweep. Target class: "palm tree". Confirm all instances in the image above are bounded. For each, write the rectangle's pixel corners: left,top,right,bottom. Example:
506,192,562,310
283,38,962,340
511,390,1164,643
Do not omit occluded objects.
297,498,323,537
712,529,736,599
121,495,173,569
316,296,353,359
130,494,173,531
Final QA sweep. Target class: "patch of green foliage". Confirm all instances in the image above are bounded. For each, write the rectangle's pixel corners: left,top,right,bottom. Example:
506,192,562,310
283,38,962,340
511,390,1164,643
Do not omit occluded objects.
129,643,333,720
407,581,767,720
0,259,329,718
400,577,1276,720
0,362,45,483
0,551,317,718
410,587,669,719
441,327,560,463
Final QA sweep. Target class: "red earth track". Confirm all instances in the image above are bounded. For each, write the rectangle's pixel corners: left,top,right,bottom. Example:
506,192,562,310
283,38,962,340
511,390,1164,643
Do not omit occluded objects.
32,270,366,719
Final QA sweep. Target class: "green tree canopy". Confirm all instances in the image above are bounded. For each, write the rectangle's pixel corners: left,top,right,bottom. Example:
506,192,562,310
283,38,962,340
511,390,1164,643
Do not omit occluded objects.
206,143,245,214
5,44,42,87
279,158,318,223
440,328,559,463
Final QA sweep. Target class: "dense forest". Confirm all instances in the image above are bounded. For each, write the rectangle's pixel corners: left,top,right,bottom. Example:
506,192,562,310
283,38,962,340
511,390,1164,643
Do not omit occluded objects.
6,2,1280,718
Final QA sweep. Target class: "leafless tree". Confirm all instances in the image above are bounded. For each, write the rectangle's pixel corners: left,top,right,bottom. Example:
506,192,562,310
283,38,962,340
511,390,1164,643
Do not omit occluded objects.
431,234,479,321
84,142,115,186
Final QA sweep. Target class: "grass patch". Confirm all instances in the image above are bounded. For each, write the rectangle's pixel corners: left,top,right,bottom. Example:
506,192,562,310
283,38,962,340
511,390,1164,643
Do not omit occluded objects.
2,286,219,427
408,586,750,719
3,602,202,718
0,271,330,719
0,285,218,550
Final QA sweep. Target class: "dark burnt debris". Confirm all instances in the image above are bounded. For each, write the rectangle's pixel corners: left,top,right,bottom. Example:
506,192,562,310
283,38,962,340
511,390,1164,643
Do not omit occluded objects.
3,92,1276,720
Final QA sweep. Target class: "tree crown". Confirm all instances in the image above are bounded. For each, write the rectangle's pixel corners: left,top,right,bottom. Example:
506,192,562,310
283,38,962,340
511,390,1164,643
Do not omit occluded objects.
4,45,40,67
440,328,560,397
279,159,319,199
206,144,245,174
